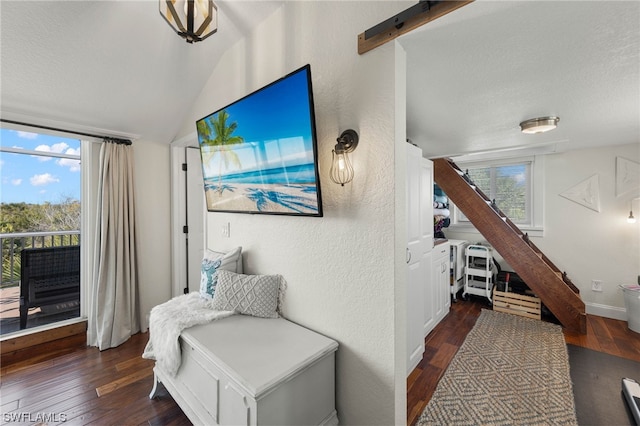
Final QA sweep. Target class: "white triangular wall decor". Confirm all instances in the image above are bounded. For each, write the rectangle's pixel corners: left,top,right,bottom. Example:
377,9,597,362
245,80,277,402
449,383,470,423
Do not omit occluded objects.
560,174,601,212
616,157,640,197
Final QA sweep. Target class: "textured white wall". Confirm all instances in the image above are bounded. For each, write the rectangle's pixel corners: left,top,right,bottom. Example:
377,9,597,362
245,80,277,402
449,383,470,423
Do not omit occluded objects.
176,2,412,424
539,143,639,313
133,139,172,332
393,42,408,421
447,143,640,319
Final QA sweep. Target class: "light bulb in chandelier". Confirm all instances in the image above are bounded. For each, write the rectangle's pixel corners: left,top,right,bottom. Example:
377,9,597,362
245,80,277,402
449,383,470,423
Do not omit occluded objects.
160,0,217,44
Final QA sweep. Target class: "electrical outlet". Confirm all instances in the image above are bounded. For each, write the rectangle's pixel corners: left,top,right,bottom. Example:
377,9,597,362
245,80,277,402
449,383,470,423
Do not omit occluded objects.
591,280,603,292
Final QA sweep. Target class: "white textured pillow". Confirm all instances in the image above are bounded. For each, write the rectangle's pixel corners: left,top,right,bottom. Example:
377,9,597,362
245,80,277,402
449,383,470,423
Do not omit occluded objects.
199,247,243,300
212,270,281,318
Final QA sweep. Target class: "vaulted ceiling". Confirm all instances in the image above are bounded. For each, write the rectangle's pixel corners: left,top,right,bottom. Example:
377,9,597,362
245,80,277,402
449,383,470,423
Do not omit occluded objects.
2,1,639,156
0,1,282,143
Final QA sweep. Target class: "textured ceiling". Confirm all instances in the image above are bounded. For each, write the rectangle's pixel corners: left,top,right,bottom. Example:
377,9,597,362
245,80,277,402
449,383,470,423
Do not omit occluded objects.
2,1,638,154
401,1,640,158
0,0,282,143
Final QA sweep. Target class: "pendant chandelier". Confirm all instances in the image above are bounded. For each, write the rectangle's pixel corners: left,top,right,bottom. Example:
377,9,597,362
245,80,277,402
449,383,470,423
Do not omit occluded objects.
160,0,217,44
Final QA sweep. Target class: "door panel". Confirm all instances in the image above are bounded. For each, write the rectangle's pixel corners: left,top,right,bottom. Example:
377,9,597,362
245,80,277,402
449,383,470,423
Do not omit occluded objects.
406,144,433,375
186,147,206,294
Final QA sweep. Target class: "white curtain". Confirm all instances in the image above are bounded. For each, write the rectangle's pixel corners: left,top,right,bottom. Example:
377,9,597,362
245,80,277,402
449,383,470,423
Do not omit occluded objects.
88,140,140,350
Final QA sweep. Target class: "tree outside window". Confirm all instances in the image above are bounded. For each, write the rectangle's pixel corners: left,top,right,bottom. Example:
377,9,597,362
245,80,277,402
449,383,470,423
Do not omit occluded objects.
460,162,532,225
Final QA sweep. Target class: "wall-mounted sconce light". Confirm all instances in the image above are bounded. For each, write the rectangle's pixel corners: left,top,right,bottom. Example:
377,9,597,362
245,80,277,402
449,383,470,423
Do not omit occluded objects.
330,129,359,186
519,116,559,134
628,197,640,224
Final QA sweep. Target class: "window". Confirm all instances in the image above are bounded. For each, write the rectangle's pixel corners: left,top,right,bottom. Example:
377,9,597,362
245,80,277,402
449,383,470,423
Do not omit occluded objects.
466,162,530,223
0,127,82,335
454,156,543,233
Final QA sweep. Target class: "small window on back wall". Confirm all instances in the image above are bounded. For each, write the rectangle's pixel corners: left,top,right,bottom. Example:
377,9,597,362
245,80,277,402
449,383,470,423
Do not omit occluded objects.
457,161,532,226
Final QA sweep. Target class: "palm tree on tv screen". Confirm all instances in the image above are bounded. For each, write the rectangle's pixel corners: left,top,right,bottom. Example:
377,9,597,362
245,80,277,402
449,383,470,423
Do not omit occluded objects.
199,110,244,194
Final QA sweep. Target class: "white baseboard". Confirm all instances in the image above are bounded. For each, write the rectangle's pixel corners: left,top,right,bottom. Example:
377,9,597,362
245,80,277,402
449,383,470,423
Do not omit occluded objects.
585,302,627,321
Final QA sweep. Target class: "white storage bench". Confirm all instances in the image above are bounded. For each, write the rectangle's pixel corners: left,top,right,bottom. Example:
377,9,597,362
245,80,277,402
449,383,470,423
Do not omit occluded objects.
149,314,339,426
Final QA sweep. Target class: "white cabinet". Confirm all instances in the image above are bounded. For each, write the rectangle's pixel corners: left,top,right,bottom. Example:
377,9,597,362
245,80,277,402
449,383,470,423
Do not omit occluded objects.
421,246,435,339
151,315,338,426
432,241,451,326
406,143,433,375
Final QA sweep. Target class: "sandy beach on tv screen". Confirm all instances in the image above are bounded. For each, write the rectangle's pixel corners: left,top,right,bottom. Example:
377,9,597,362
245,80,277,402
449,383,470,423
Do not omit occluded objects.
205,183,319,214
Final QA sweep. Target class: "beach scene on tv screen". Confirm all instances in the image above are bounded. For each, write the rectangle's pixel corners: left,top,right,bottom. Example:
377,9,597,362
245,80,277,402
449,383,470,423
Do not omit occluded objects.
196,68,320,215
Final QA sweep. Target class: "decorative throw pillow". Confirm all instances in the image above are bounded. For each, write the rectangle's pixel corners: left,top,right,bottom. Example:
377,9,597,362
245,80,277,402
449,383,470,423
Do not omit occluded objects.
199,247,242,300
212,270,281,318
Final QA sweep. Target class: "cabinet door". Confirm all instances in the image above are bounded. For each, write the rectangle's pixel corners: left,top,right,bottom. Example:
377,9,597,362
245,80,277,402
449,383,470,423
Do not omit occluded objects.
431,243,450,327
432,256,441,324
443,258,451,313
436,255,450,322
219,379,252,426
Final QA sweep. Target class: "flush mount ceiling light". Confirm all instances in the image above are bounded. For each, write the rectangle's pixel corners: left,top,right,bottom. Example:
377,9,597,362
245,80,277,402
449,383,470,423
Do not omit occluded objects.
519,116,560,134
160,0,217,44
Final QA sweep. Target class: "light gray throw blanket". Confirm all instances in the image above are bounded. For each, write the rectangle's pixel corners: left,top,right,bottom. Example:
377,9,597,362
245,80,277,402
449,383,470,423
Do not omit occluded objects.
142,292,234,376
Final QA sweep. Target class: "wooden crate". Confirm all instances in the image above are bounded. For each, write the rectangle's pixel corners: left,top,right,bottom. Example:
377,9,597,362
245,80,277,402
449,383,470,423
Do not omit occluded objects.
493,290,541,320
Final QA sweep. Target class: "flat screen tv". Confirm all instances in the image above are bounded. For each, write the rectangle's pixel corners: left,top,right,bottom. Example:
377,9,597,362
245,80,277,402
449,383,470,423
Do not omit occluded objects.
196,64,323,217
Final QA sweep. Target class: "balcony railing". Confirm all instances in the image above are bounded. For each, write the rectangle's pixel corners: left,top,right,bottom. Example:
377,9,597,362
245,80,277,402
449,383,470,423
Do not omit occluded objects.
1,231,80,288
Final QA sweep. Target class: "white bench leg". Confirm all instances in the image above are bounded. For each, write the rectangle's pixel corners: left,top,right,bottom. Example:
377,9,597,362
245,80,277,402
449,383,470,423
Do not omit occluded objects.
149,370,161,399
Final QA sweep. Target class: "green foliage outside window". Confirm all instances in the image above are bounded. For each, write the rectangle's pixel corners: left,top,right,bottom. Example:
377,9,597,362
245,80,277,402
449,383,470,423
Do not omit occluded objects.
467,163,529,223
0,198,80,286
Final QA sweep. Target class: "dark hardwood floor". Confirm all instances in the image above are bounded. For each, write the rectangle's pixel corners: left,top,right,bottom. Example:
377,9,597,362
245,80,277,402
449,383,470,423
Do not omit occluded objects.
407,296,640,426
1,297,638,426
0,332,189,426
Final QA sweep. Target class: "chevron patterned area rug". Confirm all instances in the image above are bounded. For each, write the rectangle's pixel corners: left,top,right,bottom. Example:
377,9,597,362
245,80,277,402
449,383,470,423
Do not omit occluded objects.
417,309,578,425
